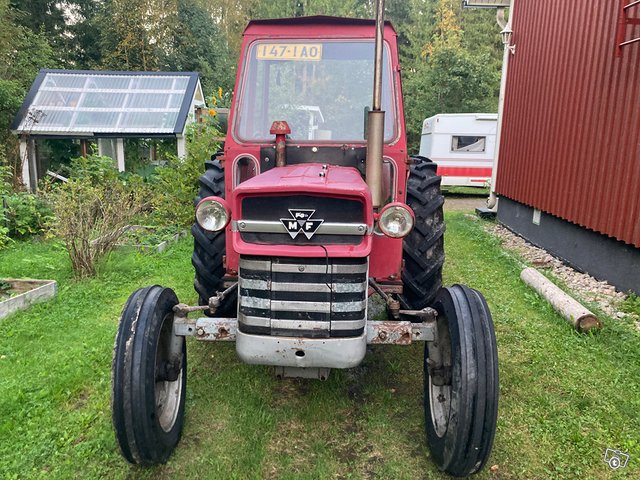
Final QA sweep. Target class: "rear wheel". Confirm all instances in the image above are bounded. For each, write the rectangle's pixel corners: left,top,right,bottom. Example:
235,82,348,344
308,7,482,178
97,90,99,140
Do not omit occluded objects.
112,286,186,465
424,285,499,477
402,156,445,309
192,159,237,316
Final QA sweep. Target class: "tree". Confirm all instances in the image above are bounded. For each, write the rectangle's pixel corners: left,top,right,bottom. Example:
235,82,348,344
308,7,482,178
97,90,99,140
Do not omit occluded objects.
0,0,55,168
165,0,235,93
66,0,107,68
99,0,174,71
401,0,499,150
9,0,104,68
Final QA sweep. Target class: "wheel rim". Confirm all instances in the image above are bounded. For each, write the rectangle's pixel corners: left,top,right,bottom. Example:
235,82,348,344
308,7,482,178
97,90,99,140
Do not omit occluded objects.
428,312,452,438
155,313,183,433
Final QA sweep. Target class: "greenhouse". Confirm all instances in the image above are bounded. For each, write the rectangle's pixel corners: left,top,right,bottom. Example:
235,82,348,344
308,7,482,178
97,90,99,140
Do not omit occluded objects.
11,69,205,190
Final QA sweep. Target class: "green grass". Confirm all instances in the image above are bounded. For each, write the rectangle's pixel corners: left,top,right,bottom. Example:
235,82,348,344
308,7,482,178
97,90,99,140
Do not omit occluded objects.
1,214,639,479
442,185,489,196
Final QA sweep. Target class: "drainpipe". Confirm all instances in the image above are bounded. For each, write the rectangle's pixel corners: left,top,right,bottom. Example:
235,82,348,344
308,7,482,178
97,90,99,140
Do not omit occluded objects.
488,1,516,209
366,0,385,208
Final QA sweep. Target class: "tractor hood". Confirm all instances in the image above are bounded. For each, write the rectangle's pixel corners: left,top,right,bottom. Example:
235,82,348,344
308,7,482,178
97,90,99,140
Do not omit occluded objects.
230,164,374,258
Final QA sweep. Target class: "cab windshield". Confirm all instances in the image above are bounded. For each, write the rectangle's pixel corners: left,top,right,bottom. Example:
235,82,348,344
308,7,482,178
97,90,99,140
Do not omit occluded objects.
235,40,396,143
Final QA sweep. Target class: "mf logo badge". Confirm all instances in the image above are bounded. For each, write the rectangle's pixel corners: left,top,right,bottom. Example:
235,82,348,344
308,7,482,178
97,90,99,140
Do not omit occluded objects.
281,209,324,239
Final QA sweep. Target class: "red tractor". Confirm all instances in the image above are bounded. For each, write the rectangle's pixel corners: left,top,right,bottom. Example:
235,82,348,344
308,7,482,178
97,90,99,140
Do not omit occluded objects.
111,7,499,478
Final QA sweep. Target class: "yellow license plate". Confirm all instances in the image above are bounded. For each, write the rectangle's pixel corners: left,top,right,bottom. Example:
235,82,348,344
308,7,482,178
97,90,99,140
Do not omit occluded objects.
256,43,322,61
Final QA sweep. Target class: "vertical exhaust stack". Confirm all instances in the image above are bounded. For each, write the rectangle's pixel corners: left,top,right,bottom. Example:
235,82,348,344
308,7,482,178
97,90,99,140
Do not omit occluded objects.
366,0,385,208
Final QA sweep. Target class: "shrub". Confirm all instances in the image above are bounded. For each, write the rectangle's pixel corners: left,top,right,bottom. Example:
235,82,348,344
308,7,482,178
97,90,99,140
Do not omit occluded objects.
0,163,11,248
49,159,146,278
151,122,221,227
0,156,53,247
3,192,53,237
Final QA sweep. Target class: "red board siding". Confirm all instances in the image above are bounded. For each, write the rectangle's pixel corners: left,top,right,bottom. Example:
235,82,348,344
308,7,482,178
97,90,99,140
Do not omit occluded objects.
496,0,640,248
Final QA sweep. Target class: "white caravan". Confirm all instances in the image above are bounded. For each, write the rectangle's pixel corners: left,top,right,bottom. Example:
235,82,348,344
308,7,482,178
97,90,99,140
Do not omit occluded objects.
418,113,498,187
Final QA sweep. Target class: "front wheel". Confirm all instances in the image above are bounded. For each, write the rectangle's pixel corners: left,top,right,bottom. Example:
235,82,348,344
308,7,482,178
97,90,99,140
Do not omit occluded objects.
112,285,187,465
424,285,499,477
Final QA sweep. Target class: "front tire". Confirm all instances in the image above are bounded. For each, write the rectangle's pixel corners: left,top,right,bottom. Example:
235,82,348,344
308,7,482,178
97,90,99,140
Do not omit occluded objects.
424,285,499,477
402,157,445,309
112,286,187,465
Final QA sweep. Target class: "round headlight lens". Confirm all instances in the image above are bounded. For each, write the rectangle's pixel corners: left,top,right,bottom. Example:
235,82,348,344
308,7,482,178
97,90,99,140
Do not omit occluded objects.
195,197,230,232
378,204,414,238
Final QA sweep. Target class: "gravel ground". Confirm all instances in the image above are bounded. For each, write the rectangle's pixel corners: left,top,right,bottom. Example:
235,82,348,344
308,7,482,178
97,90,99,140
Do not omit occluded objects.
486,222,637,326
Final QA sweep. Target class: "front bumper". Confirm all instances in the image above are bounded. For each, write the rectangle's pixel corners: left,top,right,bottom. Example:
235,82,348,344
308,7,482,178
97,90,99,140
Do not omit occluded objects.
173,316,436,369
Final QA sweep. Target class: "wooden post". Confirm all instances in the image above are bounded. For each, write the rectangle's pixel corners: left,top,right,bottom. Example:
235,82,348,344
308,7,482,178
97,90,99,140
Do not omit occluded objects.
176,134,186,159
520,267,602,332
19,137,31,190
116,138,125,172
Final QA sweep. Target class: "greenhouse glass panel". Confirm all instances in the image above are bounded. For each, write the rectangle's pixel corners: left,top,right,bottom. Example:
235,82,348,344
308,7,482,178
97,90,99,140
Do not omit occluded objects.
14,71,199,134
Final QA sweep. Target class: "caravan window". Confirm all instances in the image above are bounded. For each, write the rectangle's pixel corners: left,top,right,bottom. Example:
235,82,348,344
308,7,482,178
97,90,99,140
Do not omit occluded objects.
451,136,486,153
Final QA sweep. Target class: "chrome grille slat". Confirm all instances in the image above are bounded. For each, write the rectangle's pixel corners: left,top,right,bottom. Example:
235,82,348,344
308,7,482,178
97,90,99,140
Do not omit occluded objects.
270,281,368,293
271,300,331,313
330,319,367,330
271,263,367,274
331,299,367,312
239,258,271,271
239,296,270,310
238,313,270,327
239,278,270,290
233,220,369,236
271,319,331,331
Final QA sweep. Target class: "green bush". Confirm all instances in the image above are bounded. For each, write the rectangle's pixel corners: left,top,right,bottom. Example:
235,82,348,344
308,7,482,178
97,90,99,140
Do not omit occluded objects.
151,122,221,227
49,157,146,278
66,154,121,183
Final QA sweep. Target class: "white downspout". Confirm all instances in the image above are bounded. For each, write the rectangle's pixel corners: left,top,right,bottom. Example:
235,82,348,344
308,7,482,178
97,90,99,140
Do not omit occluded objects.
488,1,516,209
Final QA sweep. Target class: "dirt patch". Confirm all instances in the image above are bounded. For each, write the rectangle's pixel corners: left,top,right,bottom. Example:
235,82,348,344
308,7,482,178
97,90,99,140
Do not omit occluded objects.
489,224,634,322
0,279,45,300
444,195,487,212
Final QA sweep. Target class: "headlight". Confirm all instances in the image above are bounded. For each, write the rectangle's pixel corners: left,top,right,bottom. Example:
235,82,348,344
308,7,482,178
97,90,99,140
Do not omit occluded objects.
378,203,414,238
195,196,231,232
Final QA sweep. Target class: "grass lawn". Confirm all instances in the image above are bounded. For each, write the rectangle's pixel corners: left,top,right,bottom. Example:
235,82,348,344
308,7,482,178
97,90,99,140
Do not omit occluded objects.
0,213,639,479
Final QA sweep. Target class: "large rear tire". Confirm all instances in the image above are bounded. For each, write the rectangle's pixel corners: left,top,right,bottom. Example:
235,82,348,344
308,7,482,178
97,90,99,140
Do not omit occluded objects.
402,156,445,309
192,159,237,316
424,285,499,477
112,286,186,465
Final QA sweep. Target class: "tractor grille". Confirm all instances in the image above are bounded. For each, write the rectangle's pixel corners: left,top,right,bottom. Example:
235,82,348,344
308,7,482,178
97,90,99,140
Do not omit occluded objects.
240,195,364,245
238,255,368,338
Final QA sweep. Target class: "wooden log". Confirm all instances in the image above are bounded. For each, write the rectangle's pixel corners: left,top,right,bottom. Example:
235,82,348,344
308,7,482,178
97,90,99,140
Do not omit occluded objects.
520,267,601,332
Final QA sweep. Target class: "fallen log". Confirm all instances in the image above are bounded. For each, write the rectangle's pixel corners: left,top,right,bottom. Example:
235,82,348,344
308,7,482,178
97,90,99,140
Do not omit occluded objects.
520,267,601,333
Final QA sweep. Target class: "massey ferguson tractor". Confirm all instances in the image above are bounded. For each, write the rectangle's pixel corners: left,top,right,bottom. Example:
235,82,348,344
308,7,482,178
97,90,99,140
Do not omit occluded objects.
111,4,499,477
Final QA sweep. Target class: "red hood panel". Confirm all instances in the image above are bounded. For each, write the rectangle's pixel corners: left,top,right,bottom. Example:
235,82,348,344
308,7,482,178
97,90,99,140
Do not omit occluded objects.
232,164,370,199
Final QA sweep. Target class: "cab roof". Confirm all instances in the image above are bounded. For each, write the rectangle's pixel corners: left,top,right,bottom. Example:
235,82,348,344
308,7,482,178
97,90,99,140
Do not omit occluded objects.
244,15,397,38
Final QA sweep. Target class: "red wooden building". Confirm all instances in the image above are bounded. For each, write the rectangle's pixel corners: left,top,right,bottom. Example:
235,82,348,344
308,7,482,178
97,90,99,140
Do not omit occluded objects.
496,0,640,293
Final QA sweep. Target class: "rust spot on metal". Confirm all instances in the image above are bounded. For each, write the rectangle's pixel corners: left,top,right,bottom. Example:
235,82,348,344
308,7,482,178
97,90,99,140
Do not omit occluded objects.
370,321,412,345
216,326,230,340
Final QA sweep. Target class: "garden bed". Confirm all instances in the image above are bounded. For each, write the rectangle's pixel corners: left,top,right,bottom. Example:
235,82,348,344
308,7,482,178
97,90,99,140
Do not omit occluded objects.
0,278,57,320
111,225,187,254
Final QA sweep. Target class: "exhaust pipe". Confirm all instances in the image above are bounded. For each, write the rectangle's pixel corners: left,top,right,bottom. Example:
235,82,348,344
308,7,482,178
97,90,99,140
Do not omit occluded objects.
366,0,385,208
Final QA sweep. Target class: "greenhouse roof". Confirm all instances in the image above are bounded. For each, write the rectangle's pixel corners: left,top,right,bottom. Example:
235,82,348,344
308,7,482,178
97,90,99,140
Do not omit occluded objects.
11,69,204,137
